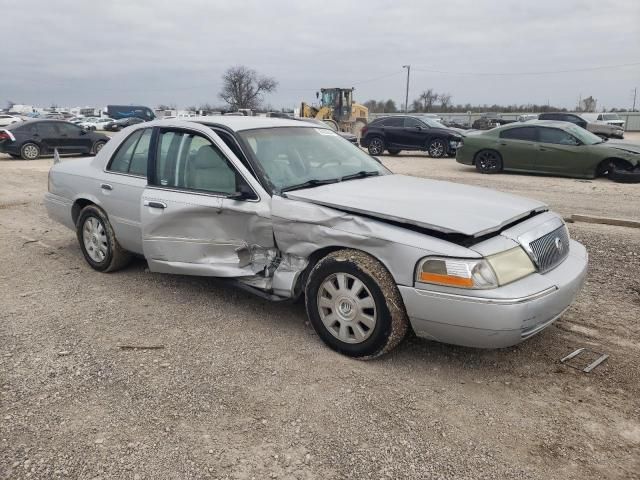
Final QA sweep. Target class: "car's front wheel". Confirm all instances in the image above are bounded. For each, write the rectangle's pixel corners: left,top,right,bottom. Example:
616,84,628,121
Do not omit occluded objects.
427,138,447,158
76,205,131,272
606,160,640,184
475,149,503,174
20,142,41,160
305,249,409,358
367,137,385,156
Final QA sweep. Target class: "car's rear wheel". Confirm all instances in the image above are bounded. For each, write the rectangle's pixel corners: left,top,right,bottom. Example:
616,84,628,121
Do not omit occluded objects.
76,205,132,272
475,149,503,174
20,142,40,160
427,138,447,158
92,140,106,155
387,149,401,155
367,137,385,156
305,249,409,358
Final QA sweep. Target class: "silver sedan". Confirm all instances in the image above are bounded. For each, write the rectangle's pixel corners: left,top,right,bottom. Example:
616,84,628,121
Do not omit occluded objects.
44,117,588,358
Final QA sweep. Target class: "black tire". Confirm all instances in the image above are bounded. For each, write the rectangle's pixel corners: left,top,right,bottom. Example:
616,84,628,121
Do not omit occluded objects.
427,138,447,158
607,163,640,184
474,149,503,174
92,140,106,155
20,142,40,160
76,205,132,272
367,136,385,156
387,149,401,156
305,249,409,359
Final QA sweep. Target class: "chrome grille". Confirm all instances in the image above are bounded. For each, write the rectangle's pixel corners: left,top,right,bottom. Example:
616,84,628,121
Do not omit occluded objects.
527,225,570,273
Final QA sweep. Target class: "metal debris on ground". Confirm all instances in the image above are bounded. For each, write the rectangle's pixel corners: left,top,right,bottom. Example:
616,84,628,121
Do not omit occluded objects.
560,347,609,373
117,344,165,350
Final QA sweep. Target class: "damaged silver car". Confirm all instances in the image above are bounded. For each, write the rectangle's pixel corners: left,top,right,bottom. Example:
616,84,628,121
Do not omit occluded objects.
45,117,588,358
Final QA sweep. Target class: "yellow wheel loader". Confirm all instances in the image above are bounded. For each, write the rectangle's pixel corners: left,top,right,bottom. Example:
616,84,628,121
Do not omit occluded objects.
300,88,368,136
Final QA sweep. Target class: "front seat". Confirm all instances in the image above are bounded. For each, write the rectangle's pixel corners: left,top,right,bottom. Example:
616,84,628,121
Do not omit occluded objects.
186,144,236,194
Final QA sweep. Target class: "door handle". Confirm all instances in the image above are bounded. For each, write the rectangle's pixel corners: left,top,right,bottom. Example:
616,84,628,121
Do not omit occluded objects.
144,200,167,209
100,183,113,191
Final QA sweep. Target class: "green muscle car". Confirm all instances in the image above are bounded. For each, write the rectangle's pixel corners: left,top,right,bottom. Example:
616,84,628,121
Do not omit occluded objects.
456,121,640,183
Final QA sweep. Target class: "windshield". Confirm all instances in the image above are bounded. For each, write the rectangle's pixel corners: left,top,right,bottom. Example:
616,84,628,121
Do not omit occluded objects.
565,124,604,145
238,127,389,192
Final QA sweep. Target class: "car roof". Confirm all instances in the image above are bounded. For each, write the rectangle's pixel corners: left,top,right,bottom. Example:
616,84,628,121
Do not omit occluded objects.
144,116,321,132
498,120,574,130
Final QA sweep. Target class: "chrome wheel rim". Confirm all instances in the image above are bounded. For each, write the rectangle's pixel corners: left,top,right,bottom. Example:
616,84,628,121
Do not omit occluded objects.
95,142,104,153
317,273,377,344
369,138,383,155
429,141,445,157
478,151,499,170
82,216,108,263
23,144,39,159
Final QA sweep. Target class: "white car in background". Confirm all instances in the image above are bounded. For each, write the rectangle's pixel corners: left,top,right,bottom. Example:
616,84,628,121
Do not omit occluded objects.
78,117,115,131
0,114,22,127
596,113,625,130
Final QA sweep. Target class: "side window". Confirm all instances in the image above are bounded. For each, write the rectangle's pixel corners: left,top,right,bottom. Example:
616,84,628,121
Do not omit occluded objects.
538,127,580,145
386,117,404,127
58,123,82,136
499,127,537,141
404,117,423,128
597,114,603,121
36,122,59,136
108,129,150,176
154,130,239,195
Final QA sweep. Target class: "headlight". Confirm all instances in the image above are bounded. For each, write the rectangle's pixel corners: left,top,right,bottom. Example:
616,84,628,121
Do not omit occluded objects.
416,247,535,290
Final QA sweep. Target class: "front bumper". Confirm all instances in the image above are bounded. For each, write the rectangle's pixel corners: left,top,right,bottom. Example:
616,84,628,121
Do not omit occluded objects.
399,240,588,348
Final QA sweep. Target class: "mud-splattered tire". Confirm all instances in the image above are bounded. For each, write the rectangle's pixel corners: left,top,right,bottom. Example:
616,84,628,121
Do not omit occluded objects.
76,205,132,272
608,164,640,183
305,249,409,359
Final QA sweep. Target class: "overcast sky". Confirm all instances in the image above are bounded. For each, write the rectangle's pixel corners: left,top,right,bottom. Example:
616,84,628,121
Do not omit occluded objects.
2,0,639,110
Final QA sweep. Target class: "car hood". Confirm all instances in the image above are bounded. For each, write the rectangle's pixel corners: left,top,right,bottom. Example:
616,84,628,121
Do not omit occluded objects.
284,174,547,237
600,141,640,154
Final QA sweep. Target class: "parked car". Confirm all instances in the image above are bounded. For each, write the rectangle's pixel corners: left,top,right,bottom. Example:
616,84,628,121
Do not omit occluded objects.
79,117,115,131
360,115,463,157
104,117,145,131
472,113,517,130
581,112,626,130
0,114,22,127
456,121,640,183
518,114,539,122
537,112,624,139
44,117,588,358
0,119,109,160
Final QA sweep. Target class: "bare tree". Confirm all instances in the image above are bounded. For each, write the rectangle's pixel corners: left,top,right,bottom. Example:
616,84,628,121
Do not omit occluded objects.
219,65,278,110
439,93,452,112
418,89,439,112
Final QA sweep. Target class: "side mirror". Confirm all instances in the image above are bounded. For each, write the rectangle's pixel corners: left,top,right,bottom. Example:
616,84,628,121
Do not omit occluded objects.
227,182,255,201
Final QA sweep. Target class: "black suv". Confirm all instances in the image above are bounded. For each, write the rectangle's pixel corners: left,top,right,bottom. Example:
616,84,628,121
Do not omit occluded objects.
360,115,463,157
0,119,110,160
537,112,587,129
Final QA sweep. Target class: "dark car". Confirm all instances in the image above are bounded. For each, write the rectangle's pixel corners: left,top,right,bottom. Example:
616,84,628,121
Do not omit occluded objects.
538,112,587,129
360,115,463,157
104,117,145,132
0,119,110,160
471,113,517,130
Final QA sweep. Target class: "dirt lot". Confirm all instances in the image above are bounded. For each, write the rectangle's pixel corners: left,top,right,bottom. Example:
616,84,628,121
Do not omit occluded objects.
1,139,639,479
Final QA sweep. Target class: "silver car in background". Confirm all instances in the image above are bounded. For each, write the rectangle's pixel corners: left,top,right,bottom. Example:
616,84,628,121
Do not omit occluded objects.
44,117,588,358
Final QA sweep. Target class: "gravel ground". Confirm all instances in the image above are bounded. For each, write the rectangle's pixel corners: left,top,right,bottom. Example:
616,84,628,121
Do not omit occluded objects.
1,139,639,479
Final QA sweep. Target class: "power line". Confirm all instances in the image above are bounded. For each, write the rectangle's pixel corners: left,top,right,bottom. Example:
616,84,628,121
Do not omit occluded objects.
411,61,640,77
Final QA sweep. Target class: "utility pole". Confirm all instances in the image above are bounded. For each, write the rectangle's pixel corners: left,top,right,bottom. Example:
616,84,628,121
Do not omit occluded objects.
633,87,637,111
402,65,411,113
